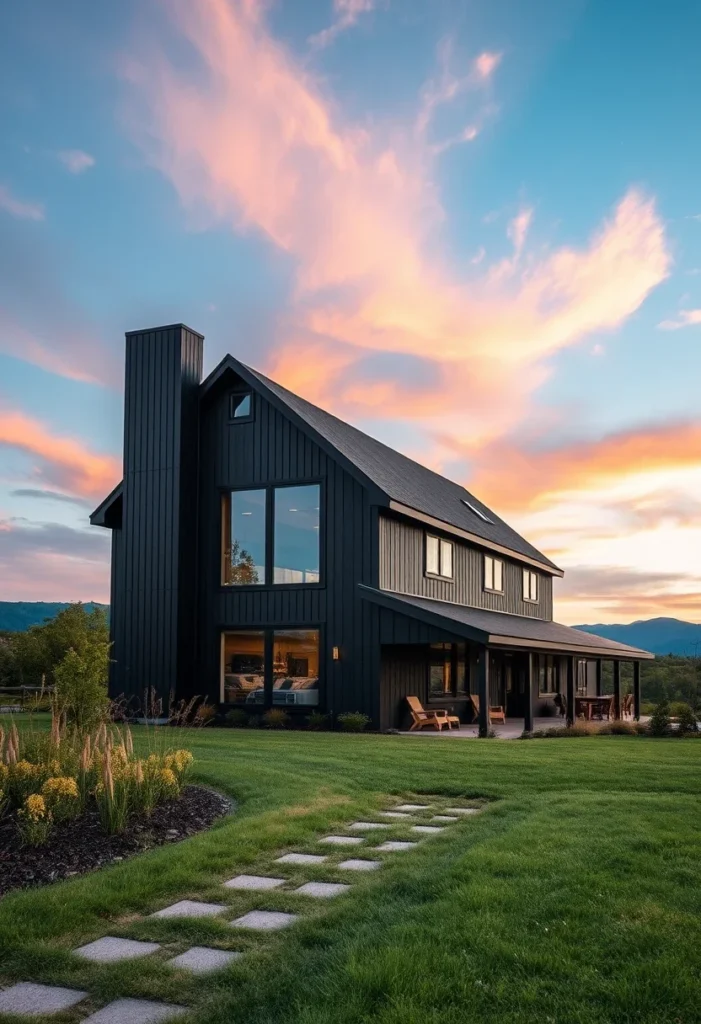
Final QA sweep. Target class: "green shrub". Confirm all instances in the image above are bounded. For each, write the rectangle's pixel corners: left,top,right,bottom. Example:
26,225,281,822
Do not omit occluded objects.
672,702,698,735
337,711,370,732
306,711,330,731
648,700,671,737
246,714,262,729
225,709,249,728
263,709,290,729
640,701,656,716
53,644,110,734
601,721,637,735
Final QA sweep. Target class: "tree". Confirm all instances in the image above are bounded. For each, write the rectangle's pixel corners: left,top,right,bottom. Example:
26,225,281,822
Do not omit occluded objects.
229,540,260,585
12,604,110,687
53,642,110,732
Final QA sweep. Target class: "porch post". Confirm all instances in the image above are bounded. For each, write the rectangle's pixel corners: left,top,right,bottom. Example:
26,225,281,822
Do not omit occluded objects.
524,652,534,733
566,655,575,727
612,660,621,720
478,648,490,738
633,660,641,721
595,658,602,697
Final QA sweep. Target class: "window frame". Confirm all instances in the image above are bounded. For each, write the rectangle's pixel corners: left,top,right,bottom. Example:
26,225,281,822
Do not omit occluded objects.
523,568,539,603
220,478,325,590
426,641,470,703
221,625,324,710
220,487,268,587
228,390,254,423
483,554,504,594
425,533,454,581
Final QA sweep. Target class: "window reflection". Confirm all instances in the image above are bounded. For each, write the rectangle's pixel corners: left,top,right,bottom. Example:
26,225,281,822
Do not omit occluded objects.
221,631,265,704
428,643,452,697
222,489,266,586
272,630,319,706
273,484,320,584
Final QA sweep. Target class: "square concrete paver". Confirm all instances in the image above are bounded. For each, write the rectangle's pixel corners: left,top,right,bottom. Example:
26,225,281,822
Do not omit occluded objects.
224,874,286,891
432,815,459,822
319,835,364,846
294,881,351,898
445,807,480,816
395,804,430,812
151,900,227,919
168,946,242,974
74,937,161,963
376,841,418,852
379,811,412,819
275,853,327,865
411,825,445,834
82,998,187,1024
347,822,391,831
0,982,88,1015
231,910,298,931
338,859,382,871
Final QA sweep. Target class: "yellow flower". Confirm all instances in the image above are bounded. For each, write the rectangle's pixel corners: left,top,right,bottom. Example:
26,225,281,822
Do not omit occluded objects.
48,759,62,776
23,793,47,821
165,750,193,774
12,760,39,781
159,768,178,791
42,776,79,801
0,764,8,785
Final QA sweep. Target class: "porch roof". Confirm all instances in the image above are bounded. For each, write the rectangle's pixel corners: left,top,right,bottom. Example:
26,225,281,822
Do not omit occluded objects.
358,586,654,660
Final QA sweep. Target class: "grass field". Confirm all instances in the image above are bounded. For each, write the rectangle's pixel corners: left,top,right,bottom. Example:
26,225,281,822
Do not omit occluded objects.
0,726,700,1023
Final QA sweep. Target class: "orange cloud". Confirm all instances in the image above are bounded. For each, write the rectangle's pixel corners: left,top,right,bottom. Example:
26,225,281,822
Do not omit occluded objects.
0,410,121,499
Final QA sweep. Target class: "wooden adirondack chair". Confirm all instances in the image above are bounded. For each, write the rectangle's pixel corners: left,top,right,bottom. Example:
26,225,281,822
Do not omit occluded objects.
406,696,460,731
469,693,506,724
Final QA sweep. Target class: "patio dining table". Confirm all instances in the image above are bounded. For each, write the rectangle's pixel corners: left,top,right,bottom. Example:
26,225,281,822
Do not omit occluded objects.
575,695,614,721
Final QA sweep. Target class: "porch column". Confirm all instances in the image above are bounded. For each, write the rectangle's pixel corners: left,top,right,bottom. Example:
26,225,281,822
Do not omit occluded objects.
566,655,575,727
612,660,621,720
478,648,490,738
524,652,535,733
595,659,602,697
633,660,641,721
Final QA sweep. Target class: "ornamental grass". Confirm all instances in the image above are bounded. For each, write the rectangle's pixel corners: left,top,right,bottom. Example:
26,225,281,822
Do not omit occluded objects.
0,712,194,844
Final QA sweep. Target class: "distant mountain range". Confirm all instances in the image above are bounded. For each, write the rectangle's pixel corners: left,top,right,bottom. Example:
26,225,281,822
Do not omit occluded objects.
574,617,701,656
0,602,108,633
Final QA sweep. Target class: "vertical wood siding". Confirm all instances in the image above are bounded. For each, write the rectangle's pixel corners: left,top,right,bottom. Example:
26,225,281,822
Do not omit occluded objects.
378,513,553,620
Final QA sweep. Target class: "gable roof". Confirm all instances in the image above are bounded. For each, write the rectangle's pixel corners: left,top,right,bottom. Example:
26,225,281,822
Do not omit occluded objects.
201,355,562,575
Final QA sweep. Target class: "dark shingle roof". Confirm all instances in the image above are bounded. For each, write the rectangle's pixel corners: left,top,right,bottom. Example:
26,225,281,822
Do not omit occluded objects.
235,363,561,573
359,587,654,658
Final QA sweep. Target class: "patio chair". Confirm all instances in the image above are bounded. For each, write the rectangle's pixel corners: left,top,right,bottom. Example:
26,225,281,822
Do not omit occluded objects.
622,693,633,718
469,693,506,724
406,696,460,731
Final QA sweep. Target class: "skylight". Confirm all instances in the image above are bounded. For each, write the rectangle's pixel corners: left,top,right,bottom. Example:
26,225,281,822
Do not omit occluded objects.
461,498,492,524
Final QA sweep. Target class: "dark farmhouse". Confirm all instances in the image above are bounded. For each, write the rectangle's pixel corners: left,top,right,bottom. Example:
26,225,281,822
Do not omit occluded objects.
91,323,653,733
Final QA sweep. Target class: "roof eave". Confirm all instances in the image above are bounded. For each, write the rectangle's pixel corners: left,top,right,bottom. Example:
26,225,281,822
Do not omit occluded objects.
90,480,123,529
487,632,655,660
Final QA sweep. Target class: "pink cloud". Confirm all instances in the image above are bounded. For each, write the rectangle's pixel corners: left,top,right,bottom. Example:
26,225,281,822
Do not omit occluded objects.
473,51,502,80
658,308,701,330
57,149,96,174
0,183,44,221
0,308,115,385
309,0,375,49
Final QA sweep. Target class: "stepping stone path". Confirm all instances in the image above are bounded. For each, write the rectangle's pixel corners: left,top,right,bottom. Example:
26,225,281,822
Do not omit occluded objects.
224,874,286,891
276,852,327,865
74,938,161,963
6,796,482,1021
0,982,87,1015
319,835,365,846
151,900,227,919
338,859,382,871
231,910,298,931
82,998,186,1023
168,947,241,975
294,881,350,898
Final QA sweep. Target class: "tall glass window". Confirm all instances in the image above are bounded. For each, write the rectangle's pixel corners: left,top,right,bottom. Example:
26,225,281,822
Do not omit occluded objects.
222,489,266,586
428,643,452,698
273,484,320,584
221,630,265,704
272,629,320,706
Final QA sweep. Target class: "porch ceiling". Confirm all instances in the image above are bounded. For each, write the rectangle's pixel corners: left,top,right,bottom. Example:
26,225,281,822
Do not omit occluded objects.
358,586,654,660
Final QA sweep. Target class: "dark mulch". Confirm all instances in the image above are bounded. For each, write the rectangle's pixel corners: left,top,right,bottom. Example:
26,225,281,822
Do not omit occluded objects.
0,785,231,897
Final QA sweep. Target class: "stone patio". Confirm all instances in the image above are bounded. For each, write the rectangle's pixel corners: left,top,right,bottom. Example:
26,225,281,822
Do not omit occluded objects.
151,900,227,919
82,998,187,1023
0,982,88,1015
74,938,161,963
224,874,286,891
167,947,241,974
230,910,298,931
294,881,350,898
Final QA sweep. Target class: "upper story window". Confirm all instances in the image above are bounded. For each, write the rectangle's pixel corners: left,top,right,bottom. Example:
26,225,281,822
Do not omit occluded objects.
222,483,321,586
484,554,504,593
229,391,252,420
426,534,453,579
523,568,539,603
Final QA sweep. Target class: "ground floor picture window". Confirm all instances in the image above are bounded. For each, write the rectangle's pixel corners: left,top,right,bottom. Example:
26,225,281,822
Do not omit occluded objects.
428,643,452,698
272,629,320,707
221,630,265,704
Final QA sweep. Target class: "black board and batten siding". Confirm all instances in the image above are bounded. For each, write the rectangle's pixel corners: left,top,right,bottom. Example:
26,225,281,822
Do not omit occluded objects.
378,513,553,620
110,325,203,705
197,375,380,721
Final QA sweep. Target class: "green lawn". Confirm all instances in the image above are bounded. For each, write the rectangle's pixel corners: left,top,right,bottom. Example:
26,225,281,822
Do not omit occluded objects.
0,727,700,1024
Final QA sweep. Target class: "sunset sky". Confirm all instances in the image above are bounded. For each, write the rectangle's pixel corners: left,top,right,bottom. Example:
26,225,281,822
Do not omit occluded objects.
1,0,700,624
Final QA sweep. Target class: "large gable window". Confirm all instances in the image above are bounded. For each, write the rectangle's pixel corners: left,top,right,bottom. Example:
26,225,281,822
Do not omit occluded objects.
222,489,266,585
523,568,539,603
273,484,320,584
484,554,504,593
425,534,453,580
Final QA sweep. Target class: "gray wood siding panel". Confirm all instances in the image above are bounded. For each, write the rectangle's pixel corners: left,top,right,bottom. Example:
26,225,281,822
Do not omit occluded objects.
378,514,553,621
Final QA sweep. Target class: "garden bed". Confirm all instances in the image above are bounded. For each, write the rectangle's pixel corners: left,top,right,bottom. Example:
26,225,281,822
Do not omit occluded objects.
0,784,230,897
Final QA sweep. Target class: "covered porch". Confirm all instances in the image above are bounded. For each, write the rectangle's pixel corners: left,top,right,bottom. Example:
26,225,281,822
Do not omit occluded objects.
359,586,654,733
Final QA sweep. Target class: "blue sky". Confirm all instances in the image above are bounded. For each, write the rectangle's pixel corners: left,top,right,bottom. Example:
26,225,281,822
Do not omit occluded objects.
1,0,700,622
